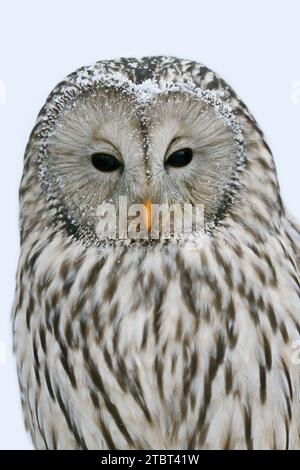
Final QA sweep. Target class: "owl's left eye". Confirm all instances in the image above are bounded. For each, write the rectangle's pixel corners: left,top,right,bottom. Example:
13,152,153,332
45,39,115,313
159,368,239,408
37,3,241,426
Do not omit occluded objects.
165,148,193,168
91,153,123,172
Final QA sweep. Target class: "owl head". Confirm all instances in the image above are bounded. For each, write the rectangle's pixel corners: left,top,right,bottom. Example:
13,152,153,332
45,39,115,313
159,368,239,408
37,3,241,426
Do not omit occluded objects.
20,57,282,247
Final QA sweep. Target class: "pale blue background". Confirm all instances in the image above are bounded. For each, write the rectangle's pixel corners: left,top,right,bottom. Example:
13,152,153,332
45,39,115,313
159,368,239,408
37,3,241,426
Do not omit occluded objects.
0,0,299,449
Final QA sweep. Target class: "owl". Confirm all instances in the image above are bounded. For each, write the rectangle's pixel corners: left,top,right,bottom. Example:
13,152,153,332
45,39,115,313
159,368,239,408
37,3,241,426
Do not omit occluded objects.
12,56,300,450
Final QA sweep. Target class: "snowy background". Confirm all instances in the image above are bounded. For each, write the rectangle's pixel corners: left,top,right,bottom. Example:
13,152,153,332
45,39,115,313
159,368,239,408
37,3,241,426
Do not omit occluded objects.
0,0,299,449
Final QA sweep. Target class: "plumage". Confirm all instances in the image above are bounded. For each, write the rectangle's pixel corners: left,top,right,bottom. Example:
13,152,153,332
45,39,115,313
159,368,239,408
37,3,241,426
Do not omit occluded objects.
13,56,300,449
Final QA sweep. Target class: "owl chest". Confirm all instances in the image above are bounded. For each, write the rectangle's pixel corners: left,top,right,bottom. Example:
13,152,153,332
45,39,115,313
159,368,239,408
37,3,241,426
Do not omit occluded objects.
20,248,300,449
49,299,298,450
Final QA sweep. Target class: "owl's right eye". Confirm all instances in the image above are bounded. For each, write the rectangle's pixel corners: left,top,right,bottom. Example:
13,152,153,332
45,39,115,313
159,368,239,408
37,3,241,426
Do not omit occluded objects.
91,153,123,173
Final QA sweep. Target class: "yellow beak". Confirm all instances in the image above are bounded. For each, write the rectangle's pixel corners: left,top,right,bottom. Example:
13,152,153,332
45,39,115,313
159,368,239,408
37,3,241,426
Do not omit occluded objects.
142,200,152,233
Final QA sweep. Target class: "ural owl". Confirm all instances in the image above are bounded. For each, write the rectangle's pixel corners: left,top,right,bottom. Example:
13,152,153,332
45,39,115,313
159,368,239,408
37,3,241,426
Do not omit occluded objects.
12,56,300,450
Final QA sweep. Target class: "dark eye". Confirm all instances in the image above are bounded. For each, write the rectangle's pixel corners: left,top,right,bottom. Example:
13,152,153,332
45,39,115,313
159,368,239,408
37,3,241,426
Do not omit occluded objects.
165,148,193,168
91,153,123,172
